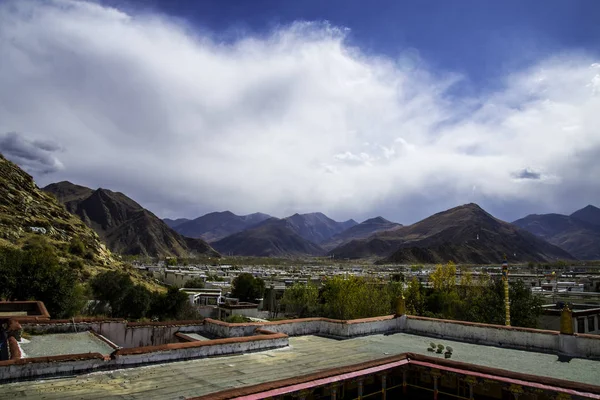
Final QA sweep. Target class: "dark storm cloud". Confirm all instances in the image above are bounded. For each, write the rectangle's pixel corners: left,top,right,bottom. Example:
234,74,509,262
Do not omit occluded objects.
0,132,64,174
512,168,541,180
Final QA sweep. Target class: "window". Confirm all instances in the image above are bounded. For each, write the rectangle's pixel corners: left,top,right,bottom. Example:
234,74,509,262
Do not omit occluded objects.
577,318,585,333
588,316,596,332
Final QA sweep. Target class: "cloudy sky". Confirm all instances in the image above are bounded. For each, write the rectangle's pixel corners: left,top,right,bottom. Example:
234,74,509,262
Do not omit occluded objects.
1,0,599,225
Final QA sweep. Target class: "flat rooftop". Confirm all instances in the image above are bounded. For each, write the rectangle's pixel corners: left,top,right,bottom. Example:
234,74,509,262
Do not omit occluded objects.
1,332,598,399
19,332,115,358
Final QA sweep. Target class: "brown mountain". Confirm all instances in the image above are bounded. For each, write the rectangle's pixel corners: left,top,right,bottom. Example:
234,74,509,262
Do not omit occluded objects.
513,207,600,260
44,181,219,258
321,216,401,251
571,205,600,227
172,211,272,242
282,212,358,244
212,218,325,257
0,154,112,264
331,203,574,264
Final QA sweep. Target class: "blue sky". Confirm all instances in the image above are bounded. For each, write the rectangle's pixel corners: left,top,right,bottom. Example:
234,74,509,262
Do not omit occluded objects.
132,0,600,93
1,0,599,224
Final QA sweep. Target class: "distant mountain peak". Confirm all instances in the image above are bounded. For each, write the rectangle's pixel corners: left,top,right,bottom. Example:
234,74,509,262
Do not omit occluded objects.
571,204,600,227
363,216,390,224
171,210,272,242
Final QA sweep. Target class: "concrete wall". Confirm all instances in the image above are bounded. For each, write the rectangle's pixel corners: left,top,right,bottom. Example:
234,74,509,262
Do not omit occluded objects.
0,354,106,382
404,315,600,359
111,334,288,367
21,320,206,349
201,315,401,339
405,316,559,352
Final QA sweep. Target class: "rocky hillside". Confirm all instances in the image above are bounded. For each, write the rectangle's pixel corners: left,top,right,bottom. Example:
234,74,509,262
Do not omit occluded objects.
212,218,325,257
172,211,272,242
331,203,574,264
513,207,600,260
0,154,112,264
44,181,219,258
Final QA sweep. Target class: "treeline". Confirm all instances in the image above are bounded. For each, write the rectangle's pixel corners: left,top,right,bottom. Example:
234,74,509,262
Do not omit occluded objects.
88,271,196,320
281,277,403,320
0,237,86,318
0,237,195,320
282,262,543,328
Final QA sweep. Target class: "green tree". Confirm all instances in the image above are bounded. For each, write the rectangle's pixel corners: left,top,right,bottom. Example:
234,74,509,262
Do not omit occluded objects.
0,238,85,318
281,282,320,317
405,277,425,315
429,261,457,292
89,270,135,316
319,276,399,320
149,286,190,320
507,279,543,328
184,277,205,289
122,285,153,320
231,273,265,302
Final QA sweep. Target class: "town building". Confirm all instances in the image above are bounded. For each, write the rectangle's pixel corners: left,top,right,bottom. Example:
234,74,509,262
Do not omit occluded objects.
539,303,600,334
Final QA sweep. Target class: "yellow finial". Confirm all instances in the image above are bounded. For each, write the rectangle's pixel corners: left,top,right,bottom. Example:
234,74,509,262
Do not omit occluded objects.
560,304,573,335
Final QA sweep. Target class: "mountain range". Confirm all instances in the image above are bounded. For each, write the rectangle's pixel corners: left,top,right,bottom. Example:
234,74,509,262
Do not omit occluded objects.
330,204,574,264
212,218,325,257
171,211,272,242
44,181,219,258
512,205,600,260
33,178,600,263
4,149,595,263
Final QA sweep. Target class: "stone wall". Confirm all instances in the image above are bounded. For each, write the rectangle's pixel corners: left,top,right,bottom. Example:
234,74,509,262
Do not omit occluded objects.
111,331,288,367
21,319,206,348
404,315,600,358
202,315,401,339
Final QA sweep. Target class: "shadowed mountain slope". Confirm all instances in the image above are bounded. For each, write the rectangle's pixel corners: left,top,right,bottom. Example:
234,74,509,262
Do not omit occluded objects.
571,205,600,227
212,218,325,257
331,203,574,264
513,207,600,260
321,216,401,251
282,212,358,244
163,218,190,229
44,182,218,258
172,211,272,242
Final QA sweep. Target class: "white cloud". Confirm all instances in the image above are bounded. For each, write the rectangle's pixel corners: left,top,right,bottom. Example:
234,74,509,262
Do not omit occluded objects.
0,0,599,223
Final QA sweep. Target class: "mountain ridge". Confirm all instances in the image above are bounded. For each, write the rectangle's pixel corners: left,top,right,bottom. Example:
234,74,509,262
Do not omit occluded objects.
212,217,325,257
331,203,574,264
172,211,272,242
321,216,401,251
44,181,219,258
513,206,600,260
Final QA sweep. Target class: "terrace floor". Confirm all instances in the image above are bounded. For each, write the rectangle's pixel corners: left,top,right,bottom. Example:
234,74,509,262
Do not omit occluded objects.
1,332,599,399
20,332,115,358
